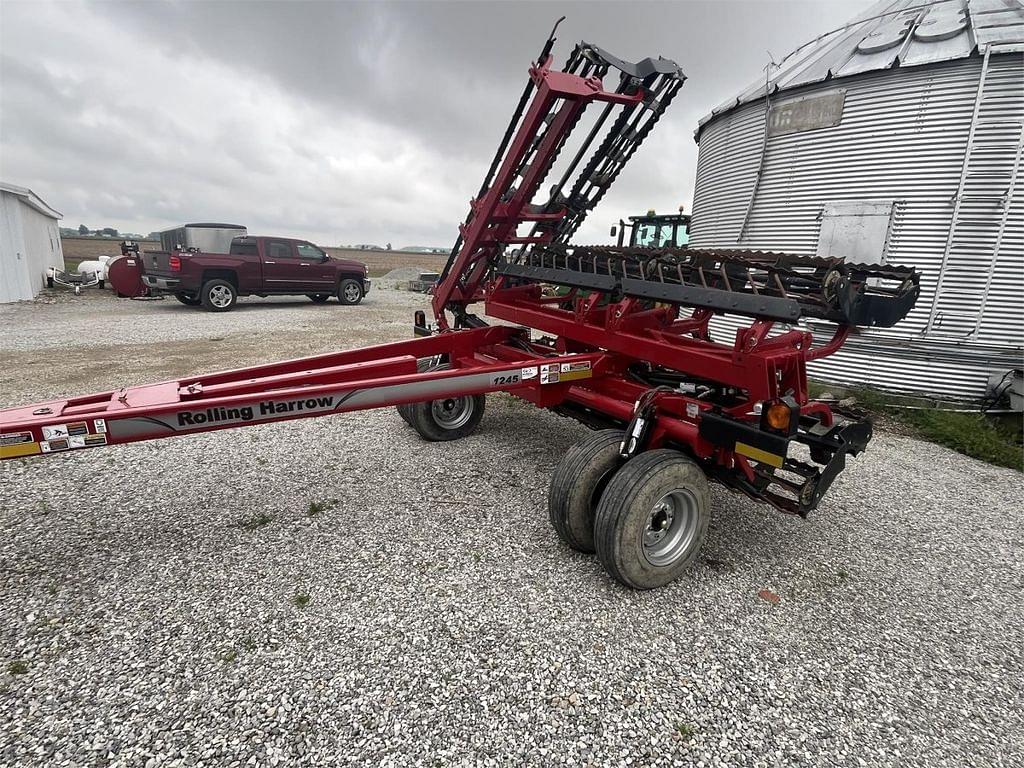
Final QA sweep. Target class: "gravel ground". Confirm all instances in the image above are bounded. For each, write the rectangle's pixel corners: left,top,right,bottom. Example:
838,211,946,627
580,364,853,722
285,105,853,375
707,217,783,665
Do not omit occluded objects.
1,289,1022,767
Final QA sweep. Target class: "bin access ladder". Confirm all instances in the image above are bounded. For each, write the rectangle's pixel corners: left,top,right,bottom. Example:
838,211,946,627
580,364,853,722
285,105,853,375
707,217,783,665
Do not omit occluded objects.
926,42,1024,339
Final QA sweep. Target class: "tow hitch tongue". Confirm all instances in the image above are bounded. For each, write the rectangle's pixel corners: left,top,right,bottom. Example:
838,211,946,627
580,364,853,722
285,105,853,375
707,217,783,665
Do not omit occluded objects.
0,25,921,590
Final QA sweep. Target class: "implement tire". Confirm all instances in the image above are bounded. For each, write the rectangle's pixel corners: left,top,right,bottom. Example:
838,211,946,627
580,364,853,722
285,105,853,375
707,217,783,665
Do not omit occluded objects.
397,358,441,425
548,429,624,553
594,450,710,590
175,293,201,306
408,393,485,441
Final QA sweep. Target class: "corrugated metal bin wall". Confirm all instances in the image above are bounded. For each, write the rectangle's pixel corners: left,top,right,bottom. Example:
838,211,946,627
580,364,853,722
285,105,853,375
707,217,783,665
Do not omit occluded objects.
690,53,1024,401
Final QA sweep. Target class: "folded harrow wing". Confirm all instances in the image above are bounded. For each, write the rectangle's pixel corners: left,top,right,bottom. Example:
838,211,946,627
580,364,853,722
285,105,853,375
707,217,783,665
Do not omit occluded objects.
0,24,921,589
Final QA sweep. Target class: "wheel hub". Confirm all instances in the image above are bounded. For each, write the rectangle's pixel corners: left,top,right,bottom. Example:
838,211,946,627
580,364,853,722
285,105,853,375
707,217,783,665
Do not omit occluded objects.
431,396,473,429
209,286,232,307
641,489,699,567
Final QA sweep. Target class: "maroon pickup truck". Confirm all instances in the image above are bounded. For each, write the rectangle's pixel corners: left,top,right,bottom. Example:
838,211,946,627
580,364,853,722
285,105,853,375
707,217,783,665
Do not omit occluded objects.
141,236,371,311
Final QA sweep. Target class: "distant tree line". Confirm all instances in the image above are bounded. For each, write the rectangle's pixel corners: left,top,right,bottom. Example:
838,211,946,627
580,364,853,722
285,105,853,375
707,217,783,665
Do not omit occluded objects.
59,225,157,240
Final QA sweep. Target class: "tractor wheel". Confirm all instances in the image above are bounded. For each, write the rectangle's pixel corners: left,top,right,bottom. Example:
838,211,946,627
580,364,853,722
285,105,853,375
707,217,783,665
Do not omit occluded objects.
308,294,331,303
408,393,485,441
548,429,624,553
337,279,364,305
175,293,201,306
594,450,710,590
200,279,237,312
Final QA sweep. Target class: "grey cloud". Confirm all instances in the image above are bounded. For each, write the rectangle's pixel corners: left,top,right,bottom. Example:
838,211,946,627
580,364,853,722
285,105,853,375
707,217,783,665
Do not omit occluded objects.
2,0,873,246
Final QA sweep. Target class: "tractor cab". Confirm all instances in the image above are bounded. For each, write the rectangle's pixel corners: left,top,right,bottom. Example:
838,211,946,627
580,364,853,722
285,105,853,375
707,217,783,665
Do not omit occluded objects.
612,210,691,248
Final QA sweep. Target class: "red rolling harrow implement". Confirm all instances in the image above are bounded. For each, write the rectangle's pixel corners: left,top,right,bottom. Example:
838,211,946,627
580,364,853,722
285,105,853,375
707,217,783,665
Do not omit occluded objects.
0,25,920,588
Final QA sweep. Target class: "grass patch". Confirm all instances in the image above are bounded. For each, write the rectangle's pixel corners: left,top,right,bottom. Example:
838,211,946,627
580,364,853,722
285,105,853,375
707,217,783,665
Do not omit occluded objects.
7,660,29,675
675,721,696,740
810,383,1022,471
236,512,273,531
896,409,1021,470
307,498,338,516
293,593,311,609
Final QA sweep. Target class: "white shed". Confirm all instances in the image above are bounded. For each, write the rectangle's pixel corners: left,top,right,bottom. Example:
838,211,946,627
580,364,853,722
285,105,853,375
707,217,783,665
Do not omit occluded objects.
0,182,65,303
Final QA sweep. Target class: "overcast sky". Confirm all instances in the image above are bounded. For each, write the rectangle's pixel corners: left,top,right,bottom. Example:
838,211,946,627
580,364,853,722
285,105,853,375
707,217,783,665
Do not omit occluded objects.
1,0,872,247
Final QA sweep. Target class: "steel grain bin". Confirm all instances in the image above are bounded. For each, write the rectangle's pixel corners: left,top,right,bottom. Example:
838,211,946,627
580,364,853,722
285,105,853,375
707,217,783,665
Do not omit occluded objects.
690,0,1023,404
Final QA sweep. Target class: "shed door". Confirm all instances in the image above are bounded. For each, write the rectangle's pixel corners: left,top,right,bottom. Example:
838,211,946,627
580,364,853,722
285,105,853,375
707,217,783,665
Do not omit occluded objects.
815,200,896,265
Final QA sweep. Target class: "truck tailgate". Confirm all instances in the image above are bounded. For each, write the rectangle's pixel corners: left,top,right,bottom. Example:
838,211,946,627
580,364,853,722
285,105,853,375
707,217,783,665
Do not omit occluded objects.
141,250,176,276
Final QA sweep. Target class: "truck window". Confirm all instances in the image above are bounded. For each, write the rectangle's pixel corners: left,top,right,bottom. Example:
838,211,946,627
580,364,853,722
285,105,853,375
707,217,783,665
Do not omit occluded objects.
231,242,258,257
268,241,293,260
296,243,325,260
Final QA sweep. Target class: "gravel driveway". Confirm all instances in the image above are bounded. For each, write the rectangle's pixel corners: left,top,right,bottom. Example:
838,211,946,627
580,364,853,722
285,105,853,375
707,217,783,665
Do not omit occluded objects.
1,289,1022,767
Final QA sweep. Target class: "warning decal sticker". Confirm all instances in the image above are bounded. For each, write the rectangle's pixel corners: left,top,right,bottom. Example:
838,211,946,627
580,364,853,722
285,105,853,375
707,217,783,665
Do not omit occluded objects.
42,425,68,441
558,360,592,382
38,426,109,455
0,432,40,459
0,432,32,447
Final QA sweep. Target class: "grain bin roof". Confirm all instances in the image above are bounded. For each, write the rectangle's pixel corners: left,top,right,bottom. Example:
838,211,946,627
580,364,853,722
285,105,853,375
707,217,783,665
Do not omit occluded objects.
0,182,62,220
697,0,1024,136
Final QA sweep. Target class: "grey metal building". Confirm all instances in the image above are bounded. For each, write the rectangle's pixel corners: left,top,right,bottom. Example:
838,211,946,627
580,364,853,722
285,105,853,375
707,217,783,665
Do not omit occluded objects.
689,0,1023,403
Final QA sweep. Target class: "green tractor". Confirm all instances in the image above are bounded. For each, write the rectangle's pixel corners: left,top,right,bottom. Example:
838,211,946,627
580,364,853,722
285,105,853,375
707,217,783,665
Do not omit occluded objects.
610,209,691,248
552,209,692,306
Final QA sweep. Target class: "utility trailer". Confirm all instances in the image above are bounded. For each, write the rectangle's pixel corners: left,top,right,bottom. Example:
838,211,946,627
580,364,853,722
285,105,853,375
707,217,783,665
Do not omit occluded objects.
0,25,920,589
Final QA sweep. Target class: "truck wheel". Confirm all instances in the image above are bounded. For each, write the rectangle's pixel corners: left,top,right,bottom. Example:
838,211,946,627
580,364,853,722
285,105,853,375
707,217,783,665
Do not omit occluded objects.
175,293,201,306
308,294,331,304
548,429,624,553
200,279,237,312
338,279,363,305
594,450,710,590
408,393,485,442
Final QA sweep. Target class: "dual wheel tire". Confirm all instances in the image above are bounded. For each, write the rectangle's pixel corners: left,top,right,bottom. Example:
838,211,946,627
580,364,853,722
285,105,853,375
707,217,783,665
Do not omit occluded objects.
549,429,710,589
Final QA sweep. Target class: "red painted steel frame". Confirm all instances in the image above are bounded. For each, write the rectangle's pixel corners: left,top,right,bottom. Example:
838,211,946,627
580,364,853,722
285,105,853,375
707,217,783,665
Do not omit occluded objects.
431,55,641,327
0,326,614,460
485,280,841,408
